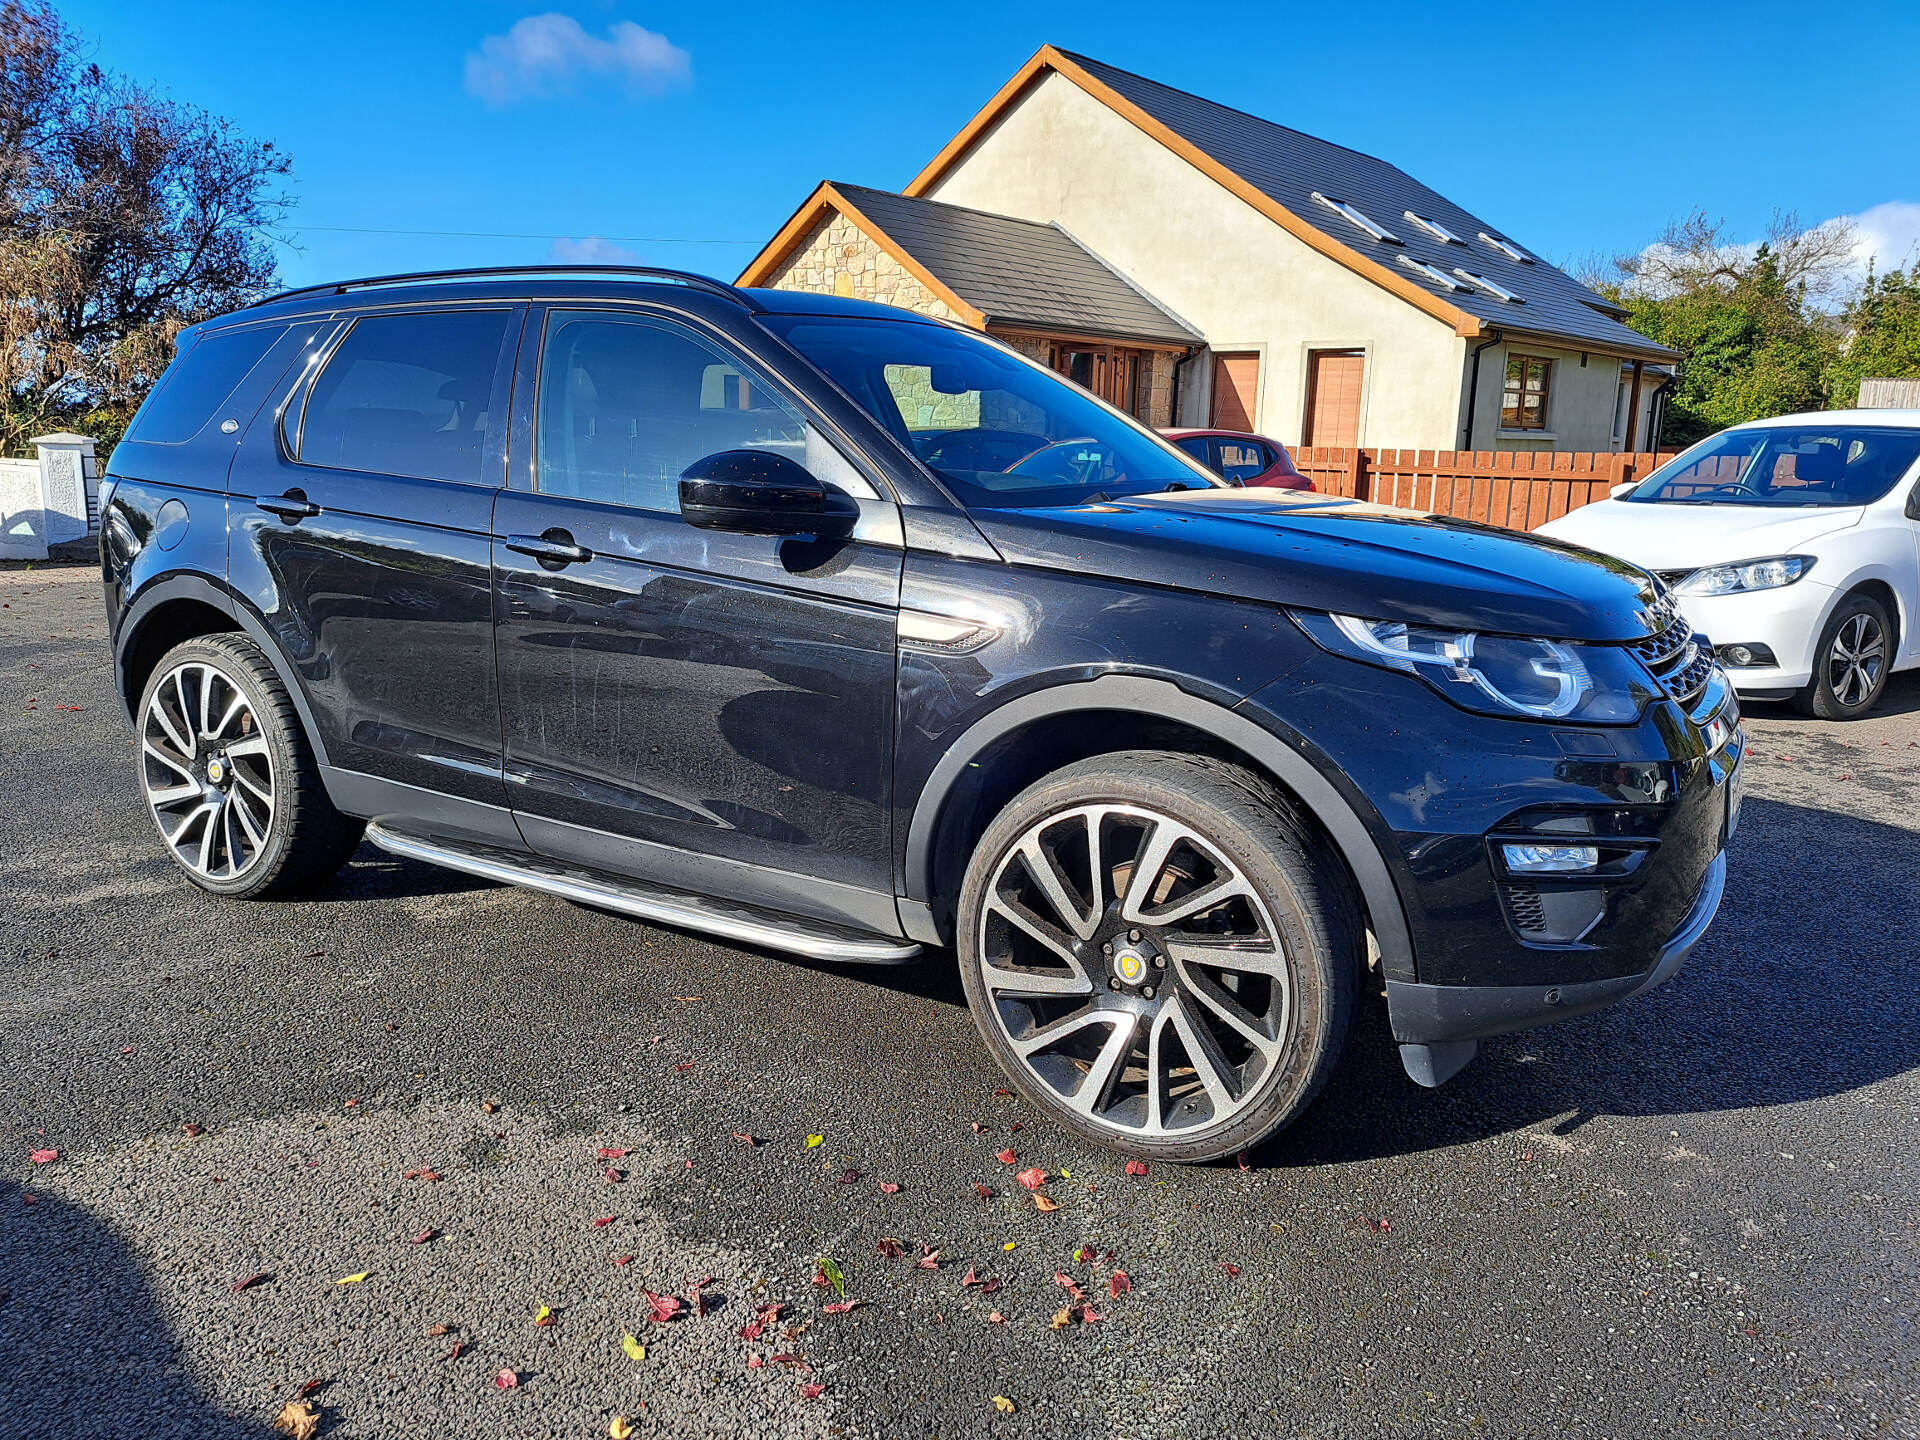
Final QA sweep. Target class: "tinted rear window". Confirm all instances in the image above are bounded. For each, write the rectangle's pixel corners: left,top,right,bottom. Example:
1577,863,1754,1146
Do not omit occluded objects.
298,310,509,484
127,324,288,445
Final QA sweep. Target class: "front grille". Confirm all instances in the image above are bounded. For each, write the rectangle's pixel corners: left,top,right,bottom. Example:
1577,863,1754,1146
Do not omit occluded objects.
1631,593,1714,705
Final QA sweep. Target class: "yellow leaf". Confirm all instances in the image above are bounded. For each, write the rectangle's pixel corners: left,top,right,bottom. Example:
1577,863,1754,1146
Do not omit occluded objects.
610,1418,636,1440
991,1395,1017,1414
273,1400,319,1439
1060,1169,1072,1178
805,1134,824,1148
533,1305,552,1326
1002,1241,1017,1251
334,1272,371,1285
621,1332,647,1362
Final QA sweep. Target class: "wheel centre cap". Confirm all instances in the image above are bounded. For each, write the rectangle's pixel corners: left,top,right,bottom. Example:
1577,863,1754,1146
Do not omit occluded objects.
206,756,227,785
1111,942,1151,985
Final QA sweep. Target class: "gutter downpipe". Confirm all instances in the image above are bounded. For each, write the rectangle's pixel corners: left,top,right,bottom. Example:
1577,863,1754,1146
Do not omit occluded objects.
1461,329,1503,450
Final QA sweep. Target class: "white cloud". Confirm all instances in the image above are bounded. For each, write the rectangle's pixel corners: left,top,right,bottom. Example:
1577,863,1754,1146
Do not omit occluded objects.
549,236,639,264
1846,201,1920,277
464,14,689,106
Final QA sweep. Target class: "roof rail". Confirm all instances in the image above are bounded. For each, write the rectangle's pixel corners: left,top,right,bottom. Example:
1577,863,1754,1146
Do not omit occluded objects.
244,264,746,311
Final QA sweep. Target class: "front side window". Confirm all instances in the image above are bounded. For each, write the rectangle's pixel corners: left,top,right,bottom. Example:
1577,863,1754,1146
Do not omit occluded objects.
1629,426,1920,509
535,312,870,513
1501,355,1551,431
298,310,508,484
761,315,1219,509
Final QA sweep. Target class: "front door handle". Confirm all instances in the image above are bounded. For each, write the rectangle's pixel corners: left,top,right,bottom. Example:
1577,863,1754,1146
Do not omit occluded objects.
256,490,321,521
504,530,593,567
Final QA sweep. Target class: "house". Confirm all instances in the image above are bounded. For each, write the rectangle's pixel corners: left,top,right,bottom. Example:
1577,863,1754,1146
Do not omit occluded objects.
740,46,1678,454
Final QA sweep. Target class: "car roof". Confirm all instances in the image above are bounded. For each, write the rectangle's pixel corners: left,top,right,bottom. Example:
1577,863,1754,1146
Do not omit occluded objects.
1729,408,1920,431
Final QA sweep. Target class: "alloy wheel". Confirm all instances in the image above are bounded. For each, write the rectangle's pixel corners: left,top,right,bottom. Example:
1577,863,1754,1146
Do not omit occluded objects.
141,661,275,879
976,803,1292,1141
1827,613,1886,708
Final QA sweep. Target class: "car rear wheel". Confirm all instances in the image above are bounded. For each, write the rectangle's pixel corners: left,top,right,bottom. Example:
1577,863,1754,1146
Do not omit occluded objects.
956,752,1359,1163
136,634,364,897
1796,594,1894,720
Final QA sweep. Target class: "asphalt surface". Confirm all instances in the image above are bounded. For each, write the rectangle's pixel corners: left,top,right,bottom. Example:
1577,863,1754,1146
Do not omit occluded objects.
2,561,1917,1439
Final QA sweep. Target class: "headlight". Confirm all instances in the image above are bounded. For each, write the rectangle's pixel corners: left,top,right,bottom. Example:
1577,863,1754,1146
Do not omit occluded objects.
1291,611,1651,722
1673,555,1813,596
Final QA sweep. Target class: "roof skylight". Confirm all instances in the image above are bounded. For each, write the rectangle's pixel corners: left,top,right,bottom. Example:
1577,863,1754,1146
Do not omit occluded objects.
1478,232,1532,263
1310,191,1399,243
1404,212,1463,245
1453,269,1523,303
1397,254,1467,290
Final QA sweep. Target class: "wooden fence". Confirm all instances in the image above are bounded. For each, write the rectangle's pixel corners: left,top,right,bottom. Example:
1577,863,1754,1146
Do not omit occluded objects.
1289,447,1678,531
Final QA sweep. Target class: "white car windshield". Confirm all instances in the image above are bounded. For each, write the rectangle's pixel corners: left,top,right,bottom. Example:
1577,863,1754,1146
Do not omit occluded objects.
1627,426,1920,508
760,314,1224,508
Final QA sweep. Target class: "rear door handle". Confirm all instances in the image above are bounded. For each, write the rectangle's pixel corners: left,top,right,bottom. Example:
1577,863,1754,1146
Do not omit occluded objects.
256,491,321,521
504,530,592,567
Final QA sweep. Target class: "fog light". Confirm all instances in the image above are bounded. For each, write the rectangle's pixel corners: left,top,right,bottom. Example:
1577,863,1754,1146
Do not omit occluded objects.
1502,843,1599,874
1724,645,1753,666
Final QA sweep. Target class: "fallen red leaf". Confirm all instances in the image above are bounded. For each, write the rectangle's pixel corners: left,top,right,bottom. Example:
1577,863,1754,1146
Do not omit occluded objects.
1053,1270,1086,1302
1110,1270,1131,1297
1124,1160,1148,1177
1008,1122,1023,1133
613,1255,634,1267
598,1147,633,1159
296,1379,324,1399
675,1062,695,1073
821,1300,858,1314
182,1122,203,1137
645,1290,685,1324
1218,1262,1242,1277
973,1184,994,1203
986,1310,1007,1324
1079,1304,1103,1324
878,1181,900,1194
28,1149,56,1165
876,1237,904,1258
799,1382,825,1401
837,1169,860,1184
980,1278,1001,1294
1237,1151,1251,1171
493,1367,517,1389
411,1228,437,1245
534,1308,556,1327
970,1121,986,1134
231,1272,270,1293
960,1264,981,1287
914,1246,942,1270
592,1216,617,1228
1016,1167,1048,1190
443,1341,466,1361
605,1168,627,1184
1075,1244,1097,1264
995,1149,1018,1165
426,1324,455,1337
993,1088,1014,1097
731,1132,758,1146
747,1354,764,1368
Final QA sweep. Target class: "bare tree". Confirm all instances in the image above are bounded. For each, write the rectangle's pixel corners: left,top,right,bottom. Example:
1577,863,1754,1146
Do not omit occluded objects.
1612,209,1860,308
0,1,291,452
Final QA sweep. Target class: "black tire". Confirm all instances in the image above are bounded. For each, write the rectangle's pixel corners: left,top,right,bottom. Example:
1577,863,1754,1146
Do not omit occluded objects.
1795,593,1895,720
134,633,364,898
956,751,1359,1163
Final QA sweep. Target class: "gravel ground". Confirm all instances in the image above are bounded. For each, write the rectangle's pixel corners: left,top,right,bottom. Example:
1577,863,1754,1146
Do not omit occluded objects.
2,562,1916,1439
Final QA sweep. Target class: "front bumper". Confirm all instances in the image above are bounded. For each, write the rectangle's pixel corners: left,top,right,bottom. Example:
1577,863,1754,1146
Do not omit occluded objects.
1676,580,1835,692
1390,849,1726,1086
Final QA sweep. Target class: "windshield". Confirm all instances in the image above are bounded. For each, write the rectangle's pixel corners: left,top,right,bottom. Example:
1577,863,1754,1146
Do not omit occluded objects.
759,315,1224,508
1627,425,1920,508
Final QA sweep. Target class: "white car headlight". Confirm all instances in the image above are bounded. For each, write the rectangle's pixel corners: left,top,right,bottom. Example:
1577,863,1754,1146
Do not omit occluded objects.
1674,555,1814,596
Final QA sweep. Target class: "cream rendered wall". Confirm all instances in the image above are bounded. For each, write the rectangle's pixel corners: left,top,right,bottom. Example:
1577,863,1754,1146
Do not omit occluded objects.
921,72,1468,448
1461,340,1660,452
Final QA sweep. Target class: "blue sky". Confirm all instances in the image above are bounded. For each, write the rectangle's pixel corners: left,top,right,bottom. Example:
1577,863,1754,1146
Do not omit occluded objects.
64,0,1920,292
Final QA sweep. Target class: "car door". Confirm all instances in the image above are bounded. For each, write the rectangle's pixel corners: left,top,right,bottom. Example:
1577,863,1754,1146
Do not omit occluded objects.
492,305,904,933
228,303,523,835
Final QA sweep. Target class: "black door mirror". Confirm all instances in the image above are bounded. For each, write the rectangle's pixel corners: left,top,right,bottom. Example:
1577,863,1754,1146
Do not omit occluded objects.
679,450,830,535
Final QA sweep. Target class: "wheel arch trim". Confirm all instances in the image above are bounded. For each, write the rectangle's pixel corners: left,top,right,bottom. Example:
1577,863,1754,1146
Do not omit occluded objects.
901,674,1415,977
114,573,334,771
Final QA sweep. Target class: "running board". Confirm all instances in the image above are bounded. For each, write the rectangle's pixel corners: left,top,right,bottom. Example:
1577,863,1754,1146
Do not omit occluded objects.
365,825,922,965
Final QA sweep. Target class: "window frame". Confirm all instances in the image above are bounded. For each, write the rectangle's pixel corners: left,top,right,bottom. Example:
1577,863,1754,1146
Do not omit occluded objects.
281,302,522,488
1501,354,1553,432
523,304,882,514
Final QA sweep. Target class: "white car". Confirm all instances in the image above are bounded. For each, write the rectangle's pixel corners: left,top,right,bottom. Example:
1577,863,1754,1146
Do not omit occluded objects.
1536,410,1920,718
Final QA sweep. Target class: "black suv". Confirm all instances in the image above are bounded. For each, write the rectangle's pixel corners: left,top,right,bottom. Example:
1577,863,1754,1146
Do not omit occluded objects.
101,267,1741,1162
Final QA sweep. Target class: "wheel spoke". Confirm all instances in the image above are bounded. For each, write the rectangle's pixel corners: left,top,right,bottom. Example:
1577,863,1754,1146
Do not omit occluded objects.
1165,990,1242,1115
986,895,1082,968
1139,873,1250,926
150,695,193,756
1020,831,1098,941
146,782,202,809
232,788,269,847
1119,820,1179,923
223,735,269,760
1065,1010,1140,1119
1181,969,1283,1056
142,739,195,782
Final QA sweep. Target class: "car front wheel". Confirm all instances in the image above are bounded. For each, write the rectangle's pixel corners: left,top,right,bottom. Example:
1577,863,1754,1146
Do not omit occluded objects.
1797,594,1894,720
956,752,1359,1163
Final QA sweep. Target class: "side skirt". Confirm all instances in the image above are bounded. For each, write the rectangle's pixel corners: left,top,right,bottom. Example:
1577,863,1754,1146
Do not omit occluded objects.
365,824,922,966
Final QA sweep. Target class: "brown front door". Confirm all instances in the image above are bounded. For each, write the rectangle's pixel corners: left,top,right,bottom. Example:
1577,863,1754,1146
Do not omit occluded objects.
1210,352,1259,430
1052,342,1151,419
1303,349,1364,447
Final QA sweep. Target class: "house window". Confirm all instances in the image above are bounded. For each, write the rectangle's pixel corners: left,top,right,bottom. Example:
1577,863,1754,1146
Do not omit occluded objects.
1502,355,1552,431
1396,254,1466,290
1309,191,1399,243
1454,269,1523,303
1479,232,1532,263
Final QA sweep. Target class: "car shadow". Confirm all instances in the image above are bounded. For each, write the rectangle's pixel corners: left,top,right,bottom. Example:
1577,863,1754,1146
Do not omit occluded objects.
1263,792,1920,1167
1738,668,1920,721
0,1180,278,1438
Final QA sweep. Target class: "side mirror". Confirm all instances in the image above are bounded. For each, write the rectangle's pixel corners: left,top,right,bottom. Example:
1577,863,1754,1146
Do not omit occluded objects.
679,450,830,535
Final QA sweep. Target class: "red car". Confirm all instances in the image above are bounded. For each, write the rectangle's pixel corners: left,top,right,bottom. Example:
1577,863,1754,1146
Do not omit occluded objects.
1163,428,1314,490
